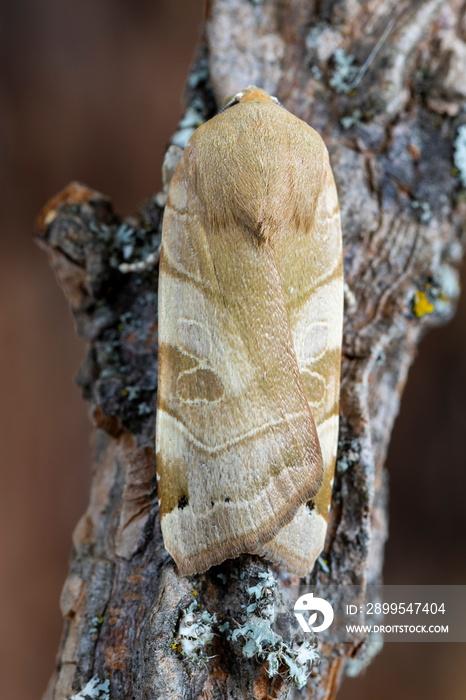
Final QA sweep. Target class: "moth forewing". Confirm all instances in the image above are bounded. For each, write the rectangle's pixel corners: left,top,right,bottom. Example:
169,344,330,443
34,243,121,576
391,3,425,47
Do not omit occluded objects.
253,156,343,575
156,87,343,576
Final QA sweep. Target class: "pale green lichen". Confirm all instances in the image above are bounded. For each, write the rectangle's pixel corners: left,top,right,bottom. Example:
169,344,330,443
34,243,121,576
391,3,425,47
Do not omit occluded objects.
171,128,196,149
188,57,209,89
69,676,109,700
173,600,218,666
336,439,360,473
124,385,140,401
330,49,359,93
88,615,103,634
317,556,330,574
411,200,433,223
172,573,319,689
305,23,327,51
341,109,362,130
171,107,204,149
178,106,204,130
137,402,152,416
110,218,160,274
434,264,461,316
230,571,320,689
454,124,466,186
114,223,137,262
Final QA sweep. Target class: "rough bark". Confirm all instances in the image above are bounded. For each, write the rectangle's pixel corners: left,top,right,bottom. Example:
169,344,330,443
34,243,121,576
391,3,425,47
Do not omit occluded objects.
36,1,466,698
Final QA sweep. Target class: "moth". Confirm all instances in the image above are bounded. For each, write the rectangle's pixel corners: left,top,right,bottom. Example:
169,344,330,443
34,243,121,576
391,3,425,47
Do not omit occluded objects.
156,87,343,577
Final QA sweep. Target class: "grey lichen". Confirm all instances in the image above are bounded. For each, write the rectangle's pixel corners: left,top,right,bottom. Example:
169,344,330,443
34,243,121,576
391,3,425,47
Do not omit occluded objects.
317,556,330,574
171,107,204,149
230,571,320,689
88,615,103,635
187,56,209,89
111,220,161,274
137,402,152,416
337,438,360,474
305,22,341,63
330,49,359,94
172,573,319,689
433,264,461,317
341,109,362,130
69,676,110,700
173,600,218,666
305,23,327,52
453,124,466,186
411,200,433,223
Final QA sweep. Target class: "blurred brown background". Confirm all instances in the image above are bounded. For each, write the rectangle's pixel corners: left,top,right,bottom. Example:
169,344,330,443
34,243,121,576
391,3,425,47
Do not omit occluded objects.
0,1,464,698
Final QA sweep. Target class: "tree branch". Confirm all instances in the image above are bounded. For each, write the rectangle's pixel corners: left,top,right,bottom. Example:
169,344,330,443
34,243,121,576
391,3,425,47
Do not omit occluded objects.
37,1,465,698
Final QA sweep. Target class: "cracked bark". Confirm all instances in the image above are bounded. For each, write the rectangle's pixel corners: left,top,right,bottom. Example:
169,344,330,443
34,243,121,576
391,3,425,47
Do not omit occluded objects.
37,1,466,698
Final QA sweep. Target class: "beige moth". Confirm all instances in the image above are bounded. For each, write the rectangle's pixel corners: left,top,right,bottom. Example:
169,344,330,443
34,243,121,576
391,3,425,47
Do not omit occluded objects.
156,86,343,577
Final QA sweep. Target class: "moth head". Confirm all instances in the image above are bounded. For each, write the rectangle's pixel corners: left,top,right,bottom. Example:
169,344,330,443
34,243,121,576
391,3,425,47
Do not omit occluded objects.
219,86,282,113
